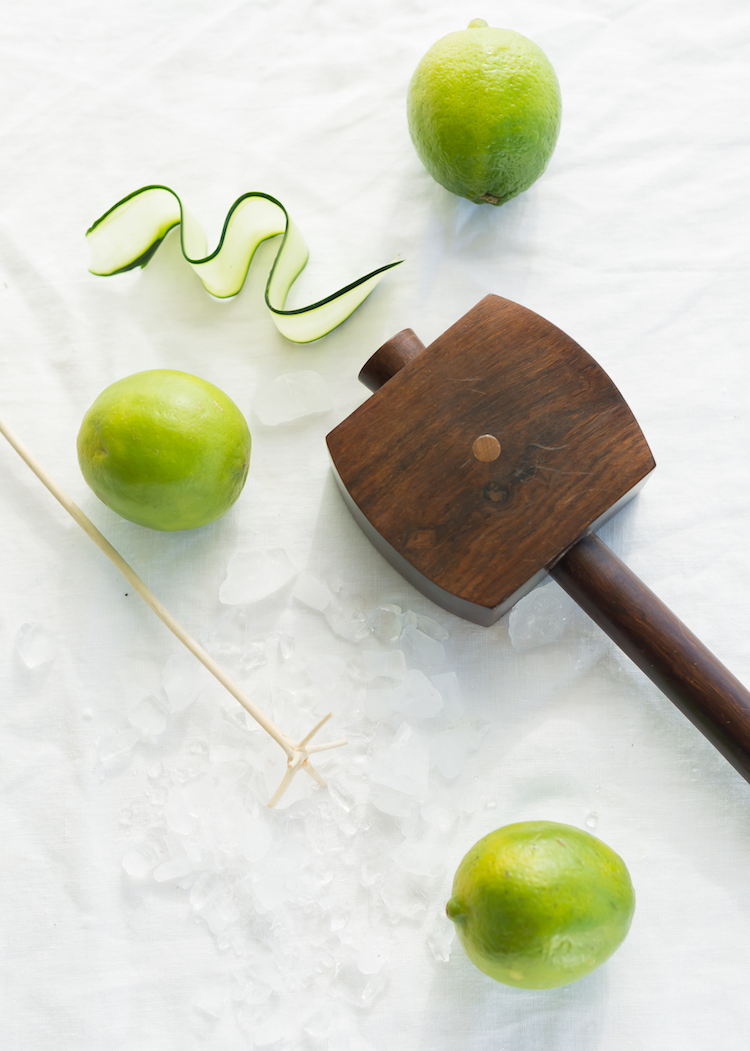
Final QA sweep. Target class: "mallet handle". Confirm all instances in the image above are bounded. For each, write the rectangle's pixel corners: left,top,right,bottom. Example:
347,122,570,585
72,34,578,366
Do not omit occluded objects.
550,532,750,781
358,329,426,392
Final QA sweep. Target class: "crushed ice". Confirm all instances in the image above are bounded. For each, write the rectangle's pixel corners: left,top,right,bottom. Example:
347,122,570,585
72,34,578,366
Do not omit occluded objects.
107,554,542,1044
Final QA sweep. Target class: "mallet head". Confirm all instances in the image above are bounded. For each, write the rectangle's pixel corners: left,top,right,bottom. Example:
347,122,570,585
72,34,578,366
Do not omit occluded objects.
326,295,655,625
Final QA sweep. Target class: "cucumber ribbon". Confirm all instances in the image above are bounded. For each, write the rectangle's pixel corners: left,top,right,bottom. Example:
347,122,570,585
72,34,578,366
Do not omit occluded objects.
86,185,402,343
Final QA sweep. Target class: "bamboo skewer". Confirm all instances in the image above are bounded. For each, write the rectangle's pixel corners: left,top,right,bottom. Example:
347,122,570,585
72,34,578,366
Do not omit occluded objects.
0,413,347,806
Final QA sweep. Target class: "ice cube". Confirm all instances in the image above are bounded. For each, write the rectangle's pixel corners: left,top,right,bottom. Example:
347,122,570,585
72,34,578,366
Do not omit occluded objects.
220,548,297,605
203,606,248,658
414,614,449,641
362,649,407,683
253,370,332,426
369,783,415,818
401,625,445,666
194,988,226,1019
209,716,253,763
276,630,294,660
327,778,357,814
430,671,464,722
389,670,442,718
332,961,388,1008
324,597,369,643
292,572,333,611
251,867,287,911
329,906,349,932
153,857,195,882
15,623,58,668
122,847,155,879
420,792,459,832
392,832,450,878
163,651,204,712
98,727,140,763
399,808,421,842
327,572,344,594
207,612,267,674
508,582,576,652
305,654,346,691
164,786,196,835
303,1008,334,1044
189,872,218,913
236,1004,265,1037
425,908,456,962
380,870,428,918
364,688,392,722
371,723,430,797
360,855,389,886
247,642,269,672
431,721,474,779
366,604,402,644
128,694,167,736
202,887,240,936
181,776,215,817
277,658,310,694
243,819,273,863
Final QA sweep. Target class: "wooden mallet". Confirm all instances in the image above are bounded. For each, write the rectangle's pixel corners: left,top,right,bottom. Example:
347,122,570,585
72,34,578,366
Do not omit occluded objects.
327,294,750,782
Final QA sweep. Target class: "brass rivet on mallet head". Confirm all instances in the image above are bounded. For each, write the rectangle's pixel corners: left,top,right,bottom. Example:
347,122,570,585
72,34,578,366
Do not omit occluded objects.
472,434,501,462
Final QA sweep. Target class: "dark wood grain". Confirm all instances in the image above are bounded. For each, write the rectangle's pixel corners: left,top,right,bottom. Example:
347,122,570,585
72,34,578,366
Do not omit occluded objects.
327,294,655,620
328,294,750,783
550,533,750,781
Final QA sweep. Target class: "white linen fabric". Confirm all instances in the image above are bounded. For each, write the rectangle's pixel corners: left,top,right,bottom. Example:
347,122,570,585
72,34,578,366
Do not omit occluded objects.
2,2,750,1048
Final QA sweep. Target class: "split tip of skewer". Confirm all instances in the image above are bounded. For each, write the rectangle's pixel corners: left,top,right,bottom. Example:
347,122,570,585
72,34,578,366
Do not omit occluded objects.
266,715,348,808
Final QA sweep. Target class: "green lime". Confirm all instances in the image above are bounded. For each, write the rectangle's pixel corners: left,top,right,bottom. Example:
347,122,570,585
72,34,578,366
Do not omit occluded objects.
446,821,635,989
407,19,561,206
77,370,251,532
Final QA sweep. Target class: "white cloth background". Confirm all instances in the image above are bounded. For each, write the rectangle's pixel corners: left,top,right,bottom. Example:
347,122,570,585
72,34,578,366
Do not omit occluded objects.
2,1,750,1048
